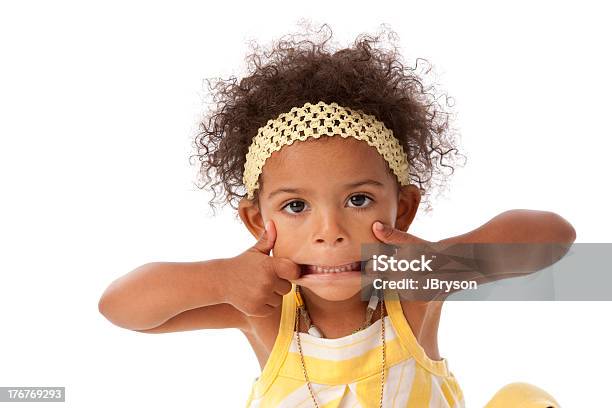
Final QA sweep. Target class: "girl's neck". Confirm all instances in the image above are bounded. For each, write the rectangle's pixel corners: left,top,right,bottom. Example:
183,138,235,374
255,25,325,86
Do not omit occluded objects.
297,286,386,338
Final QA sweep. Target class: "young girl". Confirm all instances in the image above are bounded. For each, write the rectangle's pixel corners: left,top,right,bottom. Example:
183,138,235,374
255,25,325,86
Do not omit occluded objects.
99,25,575,407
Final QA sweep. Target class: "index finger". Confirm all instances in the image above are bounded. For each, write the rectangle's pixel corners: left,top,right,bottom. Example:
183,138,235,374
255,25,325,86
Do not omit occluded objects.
372,221,431,245
272,257,302,281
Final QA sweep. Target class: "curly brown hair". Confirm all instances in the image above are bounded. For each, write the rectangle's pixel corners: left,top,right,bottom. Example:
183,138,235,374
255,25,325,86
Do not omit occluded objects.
191,22,466,218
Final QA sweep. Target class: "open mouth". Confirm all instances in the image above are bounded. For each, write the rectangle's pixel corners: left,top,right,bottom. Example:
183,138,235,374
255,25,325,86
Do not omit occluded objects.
300,260,363,275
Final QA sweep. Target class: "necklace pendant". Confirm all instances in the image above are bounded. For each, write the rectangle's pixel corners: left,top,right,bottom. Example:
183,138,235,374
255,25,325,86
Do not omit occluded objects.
307,325,323,337
368,291,380,310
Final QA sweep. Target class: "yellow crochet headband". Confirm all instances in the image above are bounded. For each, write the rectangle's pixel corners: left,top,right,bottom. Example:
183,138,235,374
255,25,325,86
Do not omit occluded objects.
242,101,411,200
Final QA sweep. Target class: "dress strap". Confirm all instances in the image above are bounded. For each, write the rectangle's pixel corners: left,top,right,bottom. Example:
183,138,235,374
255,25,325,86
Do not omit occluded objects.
383,287,451,377
251,282,297,399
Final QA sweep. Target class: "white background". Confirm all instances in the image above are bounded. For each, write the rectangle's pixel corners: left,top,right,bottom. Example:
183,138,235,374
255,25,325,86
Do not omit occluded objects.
1,1,610,407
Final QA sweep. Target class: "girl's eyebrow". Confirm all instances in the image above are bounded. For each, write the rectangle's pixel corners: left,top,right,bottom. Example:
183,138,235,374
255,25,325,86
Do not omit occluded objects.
266,179,385,199
344,179,385,189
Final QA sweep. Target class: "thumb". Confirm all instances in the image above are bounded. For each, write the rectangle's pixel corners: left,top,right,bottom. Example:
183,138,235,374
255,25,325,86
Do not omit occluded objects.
251,220,277,255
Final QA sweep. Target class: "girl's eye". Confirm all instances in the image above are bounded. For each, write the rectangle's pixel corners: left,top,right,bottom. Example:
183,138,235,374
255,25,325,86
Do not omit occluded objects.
282,200,308,215
347,194,373,209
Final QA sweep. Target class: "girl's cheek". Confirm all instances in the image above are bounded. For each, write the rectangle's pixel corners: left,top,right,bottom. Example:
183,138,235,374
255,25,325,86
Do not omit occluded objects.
270,242,293,260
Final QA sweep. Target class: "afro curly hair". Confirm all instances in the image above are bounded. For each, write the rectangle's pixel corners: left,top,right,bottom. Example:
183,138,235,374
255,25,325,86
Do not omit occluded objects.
191,22,466,218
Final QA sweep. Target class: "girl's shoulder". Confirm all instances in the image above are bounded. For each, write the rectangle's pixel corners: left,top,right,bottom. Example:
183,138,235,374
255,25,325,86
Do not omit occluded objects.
241,307,283,370
398,299,443,361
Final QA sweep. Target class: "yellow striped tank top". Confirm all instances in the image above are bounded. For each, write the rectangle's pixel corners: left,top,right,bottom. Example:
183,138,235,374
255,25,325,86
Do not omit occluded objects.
245,283,465,407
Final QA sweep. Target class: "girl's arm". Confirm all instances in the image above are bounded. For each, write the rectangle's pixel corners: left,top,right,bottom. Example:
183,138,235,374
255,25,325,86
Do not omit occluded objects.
98,223,301,334
98,259,247,332
437,209,576,245
435,209,576,278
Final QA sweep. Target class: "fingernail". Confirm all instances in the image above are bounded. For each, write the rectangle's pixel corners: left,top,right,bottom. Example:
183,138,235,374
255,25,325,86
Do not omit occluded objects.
374,221,384,231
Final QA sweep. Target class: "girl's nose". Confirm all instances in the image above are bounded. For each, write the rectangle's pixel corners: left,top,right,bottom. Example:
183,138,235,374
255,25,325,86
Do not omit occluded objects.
313,213,348,246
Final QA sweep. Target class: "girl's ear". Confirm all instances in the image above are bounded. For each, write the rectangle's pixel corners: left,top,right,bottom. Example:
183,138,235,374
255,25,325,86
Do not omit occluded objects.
394,184,421,232
238,196,265,240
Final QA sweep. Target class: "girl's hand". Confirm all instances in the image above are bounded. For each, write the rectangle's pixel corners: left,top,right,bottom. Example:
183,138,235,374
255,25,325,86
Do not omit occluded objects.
371,220,522,301
223,220,301,317
371,221,449,301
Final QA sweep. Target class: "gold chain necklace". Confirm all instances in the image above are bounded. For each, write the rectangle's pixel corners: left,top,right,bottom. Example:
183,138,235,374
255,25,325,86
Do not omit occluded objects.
294,285,386,408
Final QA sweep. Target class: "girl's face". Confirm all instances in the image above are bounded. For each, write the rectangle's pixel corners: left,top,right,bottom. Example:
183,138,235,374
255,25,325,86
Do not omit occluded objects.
239,136,420,301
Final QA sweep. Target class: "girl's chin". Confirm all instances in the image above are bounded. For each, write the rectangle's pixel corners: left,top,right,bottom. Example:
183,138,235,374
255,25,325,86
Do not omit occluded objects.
293,272,375,301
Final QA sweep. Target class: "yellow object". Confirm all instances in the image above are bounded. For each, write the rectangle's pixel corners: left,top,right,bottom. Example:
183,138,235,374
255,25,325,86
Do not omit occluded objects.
242,101,411,200
484,382,560,408
294,290,304,308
